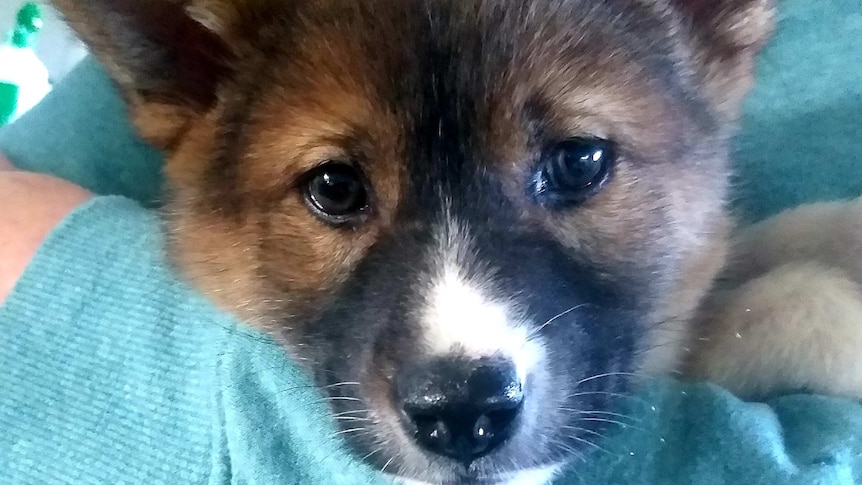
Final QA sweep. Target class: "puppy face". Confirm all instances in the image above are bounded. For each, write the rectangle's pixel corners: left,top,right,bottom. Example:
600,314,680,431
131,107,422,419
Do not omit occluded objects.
55,0,773,483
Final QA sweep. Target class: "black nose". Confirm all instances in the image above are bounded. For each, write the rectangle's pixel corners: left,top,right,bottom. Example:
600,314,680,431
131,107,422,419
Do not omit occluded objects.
398,358,524,466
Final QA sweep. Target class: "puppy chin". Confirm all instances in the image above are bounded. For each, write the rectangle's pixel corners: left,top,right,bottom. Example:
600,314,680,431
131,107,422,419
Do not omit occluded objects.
392,464,561,485
497,466,562,485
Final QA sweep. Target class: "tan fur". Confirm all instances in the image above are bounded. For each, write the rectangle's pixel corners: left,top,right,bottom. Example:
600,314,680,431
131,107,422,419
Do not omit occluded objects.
688,197,862,399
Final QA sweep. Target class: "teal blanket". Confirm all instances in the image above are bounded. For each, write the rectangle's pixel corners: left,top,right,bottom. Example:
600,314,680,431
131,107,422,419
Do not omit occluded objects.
1,0,861,483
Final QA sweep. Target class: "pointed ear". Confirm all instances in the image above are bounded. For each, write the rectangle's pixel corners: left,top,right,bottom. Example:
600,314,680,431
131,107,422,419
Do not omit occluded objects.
51,0,238,147
671,0,776,118
674,0,775,52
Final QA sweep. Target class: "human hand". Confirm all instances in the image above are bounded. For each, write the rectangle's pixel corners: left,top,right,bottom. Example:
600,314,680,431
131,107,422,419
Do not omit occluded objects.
0,155,92,305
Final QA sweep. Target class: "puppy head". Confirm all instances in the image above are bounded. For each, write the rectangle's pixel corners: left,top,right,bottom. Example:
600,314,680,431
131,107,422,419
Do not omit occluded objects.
55,0,773,483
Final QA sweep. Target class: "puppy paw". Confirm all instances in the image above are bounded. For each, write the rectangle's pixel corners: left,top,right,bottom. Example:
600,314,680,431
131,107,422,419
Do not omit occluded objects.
687,197,862,399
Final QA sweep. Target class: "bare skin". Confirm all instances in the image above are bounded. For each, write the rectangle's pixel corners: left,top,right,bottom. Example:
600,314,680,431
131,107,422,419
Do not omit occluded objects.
0,155,92,304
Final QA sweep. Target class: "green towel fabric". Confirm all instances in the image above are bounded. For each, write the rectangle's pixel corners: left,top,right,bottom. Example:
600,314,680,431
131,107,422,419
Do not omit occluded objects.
1,197,860,485
0,197,387,484
730,0,862,222
2,0,862,483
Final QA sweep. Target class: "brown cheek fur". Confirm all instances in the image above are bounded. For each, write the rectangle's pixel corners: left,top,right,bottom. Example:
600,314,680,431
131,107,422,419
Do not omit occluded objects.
163,64,404,330
162,109,275,325
482,55,735,373
163,114,348,328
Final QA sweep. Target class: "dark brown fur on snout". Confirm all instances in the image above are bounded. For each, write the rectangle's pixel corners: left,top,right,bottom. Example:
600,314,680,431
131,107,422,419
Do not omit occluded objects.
53,0,774,482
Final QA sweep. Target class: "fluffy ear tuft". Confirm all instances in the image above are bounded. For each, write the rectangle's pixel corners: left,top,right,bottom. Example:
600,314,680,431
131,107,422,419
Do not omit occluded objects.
671,0,776,118
674,0,776,53
51,0,240,147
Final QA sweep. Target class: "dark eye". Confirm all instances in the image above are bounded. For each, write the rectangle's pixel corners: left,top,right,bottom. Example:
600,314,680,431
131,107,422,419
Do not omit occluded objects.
529,137,615,208
303,162,370,224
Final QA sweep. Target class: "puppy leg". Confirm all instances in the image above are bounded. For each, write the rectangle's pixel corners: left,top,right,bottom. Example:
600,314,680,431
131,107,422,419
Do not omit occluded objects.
688,198,862,399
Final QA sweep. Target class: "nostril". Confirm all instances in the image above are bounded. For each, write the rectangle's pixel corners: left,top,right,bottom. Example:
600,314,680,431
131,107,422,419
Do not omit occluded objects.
410,413,454,454
483,406,521,436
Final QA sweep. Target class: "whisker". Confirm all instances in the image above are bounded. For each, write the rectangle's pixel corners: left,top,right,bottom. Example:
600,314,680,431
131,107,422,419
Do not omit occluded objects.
554,439,582,457
528,303,592,339
207,326,281,347
380,455,397,474
643,310,694,329
272,386,323,398
560,409,642,423
321,381,361,389
574,371,651,387
317,396,364,403
565,391,651,406
219,369,318,393
333,416,373,422
332,427,370,437
362,447,385,461
561,425,609,442
633,339,695,357
551,437,588,485
569,435,613,455
331,409,370,417
577,417,646,433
